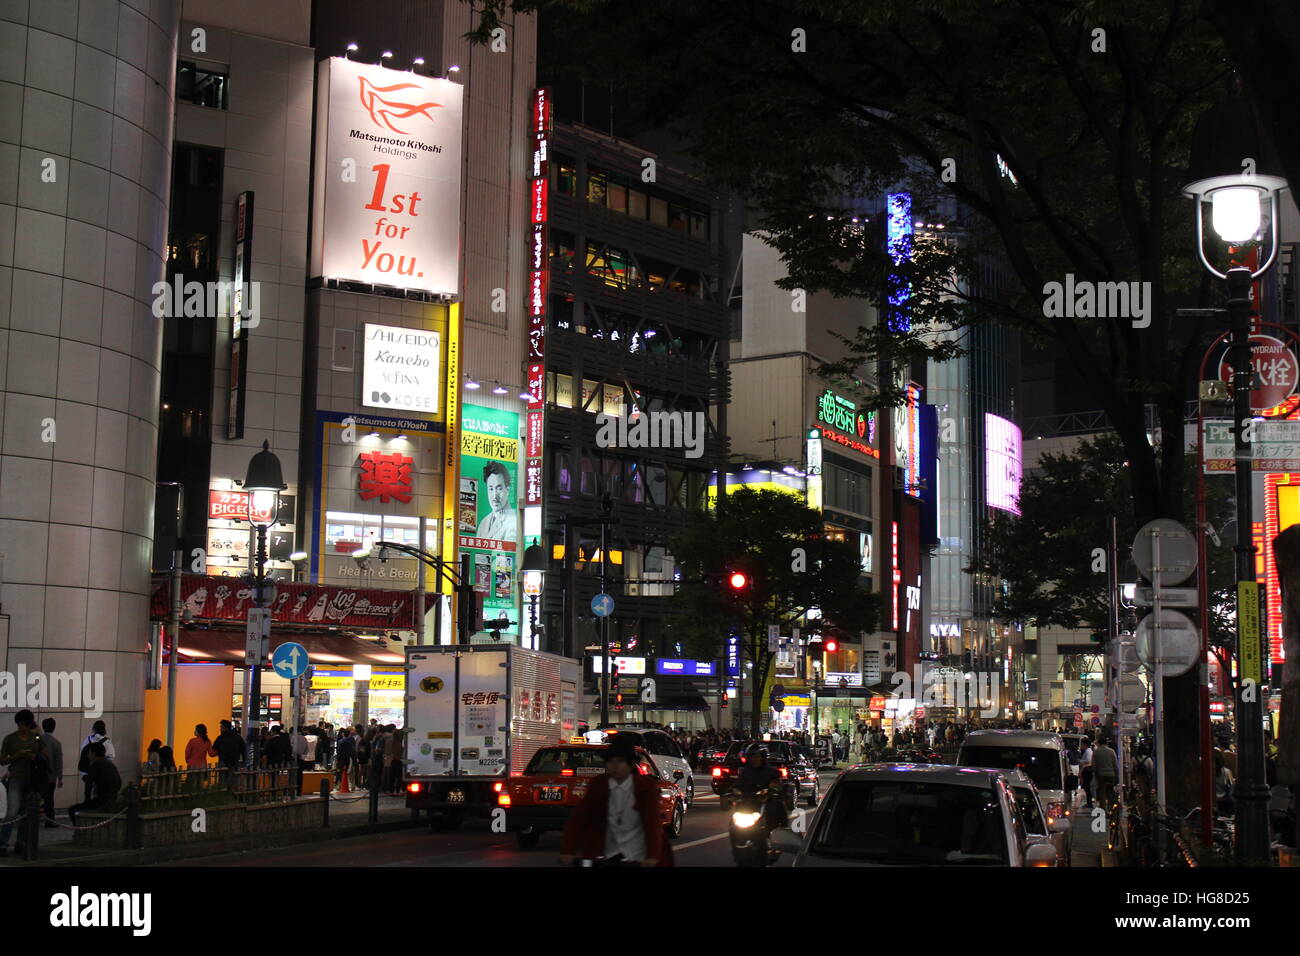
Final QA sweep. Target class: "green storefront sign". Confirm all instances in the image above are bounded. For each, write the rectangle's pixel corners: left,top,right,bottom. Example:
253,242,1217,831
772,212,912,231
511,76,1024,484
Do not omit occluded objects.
816,388,872,440
459,405,521,637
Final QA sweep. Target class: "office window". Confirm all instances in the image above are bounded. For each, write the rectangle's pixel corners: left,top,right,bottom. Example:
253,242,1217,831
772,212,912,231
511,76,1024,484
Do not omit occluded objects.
586,169,607,206
177,61,228,109
625,460,644,503
554,450,573,493
579,450,597,496
649,196,668,227
628,189,647,220
607,182,627,214
556,158,577,196
688,209,708,239
668,202,689,233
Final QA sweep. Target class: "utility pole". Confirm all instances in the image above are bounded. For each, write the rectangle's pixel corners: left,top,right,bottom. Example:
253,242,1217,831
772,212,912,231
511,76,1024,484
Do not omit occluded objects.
598,494,613,727
1226,265,1271,864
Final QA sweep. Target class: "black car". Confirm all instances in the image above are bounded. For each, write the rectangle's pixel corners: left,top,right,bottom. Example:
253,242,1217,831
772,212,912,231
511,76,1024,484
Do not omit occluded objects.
711,740,819,808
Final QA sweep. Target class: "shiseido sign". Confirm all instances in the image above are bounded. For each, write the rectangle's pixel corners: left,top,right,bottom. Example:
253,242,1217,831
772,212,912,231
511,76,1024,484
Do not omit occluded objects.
311,57,463,294
362,323,441,412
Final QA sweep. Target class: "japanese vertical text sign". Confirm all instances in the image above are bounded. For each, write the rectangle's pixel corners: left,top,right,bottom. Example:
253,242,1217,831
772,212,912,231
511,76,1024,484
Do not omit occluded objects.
460,405,522,636
312,58,463,294
525,88,551,508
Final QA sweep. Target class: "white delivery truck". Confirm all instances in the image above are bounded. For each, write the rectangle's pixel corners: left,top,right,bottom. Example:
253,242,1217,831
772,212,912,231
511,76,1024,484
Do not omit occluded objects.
404,643,580,827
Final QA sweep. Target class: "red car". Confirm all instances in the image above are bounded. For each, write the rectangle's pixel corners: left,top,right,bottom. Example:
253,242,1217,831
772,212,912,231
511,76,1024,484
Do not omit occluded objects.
498,744,687,849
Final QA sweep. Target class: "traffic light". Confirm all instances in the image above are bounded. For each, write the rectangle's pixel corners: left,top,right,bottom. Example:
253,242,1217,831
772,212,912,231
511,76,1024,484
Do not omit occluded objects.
728,571,749,591
824,639,838,654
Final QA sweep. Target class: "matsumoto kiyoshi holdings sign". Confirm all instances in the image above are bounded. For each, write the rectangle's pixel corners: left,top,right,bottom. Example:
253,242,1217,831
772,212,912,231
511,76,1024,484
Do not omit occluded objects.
362,323,442,412
312,57,463,294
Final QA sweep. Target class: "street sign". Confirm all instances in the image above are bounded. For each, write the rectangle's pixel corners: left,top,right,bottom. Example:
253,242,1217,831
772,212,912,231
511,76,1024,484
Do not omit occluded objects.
1238,580,1262,685
244,607,271,665
1204,418,1300,473
1116,638,1141,675
1132,519,1197,585
1135,609,1200,677
1117,675,1146,708
767,625,779,653
272,641,309,679
1090,705,1099,714
591,593,615,617
1218,333,1299,410
771,698,785,713
1135,586,1199,607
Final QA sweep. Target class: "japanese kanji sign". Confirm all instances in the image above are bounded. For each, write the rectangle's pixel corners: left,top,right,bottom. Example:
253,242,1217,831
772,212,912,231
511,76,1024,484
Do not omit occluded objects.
357,450,414,503
1204,419,1300,473
1218,334,1298,412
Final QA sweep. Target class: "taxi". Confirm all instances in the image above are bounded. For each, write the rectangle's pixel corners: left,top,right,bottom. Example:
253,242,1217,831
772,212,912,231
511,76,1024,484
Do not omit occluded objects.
497,743,687,849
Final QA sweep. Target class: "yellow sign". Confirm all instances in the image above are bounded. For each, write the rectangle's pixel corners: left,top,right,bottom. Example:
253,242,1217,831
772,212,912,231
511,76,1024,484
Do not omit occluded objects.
369,675,405,691
311,671,403,690
1239,581,1262,685
779,695,812,707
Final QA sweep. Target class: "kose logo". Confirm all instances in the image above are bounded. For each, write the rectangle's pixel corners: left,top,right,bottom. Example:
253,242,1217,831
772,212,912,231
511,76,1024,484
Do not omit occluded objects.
358,76,442,134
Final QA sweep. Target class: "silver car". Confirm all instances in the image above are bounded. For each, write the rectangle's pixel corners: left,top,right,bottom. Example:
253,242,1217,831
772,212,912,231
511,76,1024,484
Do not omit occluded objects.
770,764,1058,867
994,767,1072,865
957,730,1073,859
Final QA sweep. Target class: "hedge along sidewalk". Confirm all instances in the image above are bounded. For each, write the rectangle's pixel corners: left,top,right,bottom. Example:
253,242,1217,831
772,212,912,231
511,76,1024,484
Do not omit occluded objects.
4,792,416,868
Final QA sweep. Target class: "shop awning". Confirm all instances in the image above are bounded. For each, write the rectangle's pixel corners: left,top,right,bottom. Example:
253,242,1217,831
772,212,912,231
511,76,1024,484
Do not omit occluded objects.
170,627,406,666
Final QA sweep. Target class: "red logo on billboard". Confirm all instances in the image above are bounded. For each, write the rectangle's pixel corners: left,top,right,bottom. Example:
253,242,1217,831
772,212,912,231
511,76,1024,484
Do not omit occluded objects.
358,451,414,503
358,76,442,135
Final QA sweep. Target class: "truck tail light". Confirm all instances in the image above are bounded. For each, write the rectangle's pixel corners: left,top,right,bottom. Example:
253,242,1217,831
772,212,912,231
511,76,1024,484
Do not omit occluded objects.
406,782,422,794
498,793,512,807
493,782,504,793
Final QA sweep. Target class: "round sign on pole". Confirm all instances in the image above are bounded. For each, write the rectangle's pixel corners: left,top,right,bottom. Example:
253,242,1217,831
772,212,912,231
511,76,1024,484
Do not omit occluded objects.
1135,609,1200,677
591,593,615,617
1218,333,1299,411
271,641,309,680
1131,519,1198,586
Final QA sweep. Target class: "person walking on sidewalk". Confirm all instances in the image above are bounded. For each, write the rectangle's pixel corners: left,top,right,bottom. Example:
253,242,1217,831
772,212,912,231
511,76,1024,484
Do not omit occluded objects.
39,718,62,828
0,710,48,857
1092,736,1118,813
559,738,673,866
1079,738,1095,809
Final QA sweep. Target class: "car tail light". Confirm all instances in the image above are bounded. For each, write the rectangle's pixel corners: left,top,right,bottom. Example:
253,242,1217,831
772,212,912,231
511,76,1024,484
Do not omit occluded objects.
492,782,503,793
498,793,512,807
779,767,788,778
406,782,422,793
712,767,723,778
561,769,575,776
510,770,523,777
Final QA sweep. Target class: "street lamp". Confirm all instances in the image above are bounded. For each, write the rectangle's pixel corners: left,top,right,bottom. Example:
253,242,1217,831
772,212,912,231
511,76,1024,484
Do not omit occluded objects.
1184,94,1288,866
521,539,546,651
242,440,286,768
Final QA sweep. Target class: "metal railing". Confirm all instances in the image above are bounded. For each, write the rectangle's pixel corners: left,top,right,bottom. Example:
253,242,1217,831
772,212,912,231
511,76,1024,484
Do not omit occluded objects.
136,765,301,810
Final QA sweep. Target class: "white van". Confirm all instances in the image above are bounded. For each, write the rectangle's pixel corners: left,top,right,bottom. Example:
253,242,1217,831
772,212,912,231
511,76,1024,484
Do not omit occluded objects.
589,726,695,805
957,730,1072,860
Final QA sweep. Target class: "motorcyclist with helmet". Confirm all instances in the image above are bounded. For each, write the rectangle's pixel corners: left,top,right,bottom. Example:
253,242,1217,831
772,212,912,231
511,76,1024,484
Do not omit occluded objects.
736,744,788,827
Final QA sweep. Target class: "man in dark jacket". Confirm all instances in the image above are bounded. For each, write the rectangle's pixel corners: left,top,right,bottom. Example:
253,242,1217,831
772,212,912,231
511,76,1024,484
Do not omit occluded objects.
264,725,292,767
67,743,121,824
335,729,356,785
559,739,672,867
213,719,246,769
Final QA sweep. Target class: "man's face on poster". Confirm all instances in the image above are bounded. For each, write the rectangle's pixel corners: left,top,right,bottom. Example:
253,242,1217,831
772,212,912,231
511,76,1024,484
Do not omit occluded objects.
487,471,509,513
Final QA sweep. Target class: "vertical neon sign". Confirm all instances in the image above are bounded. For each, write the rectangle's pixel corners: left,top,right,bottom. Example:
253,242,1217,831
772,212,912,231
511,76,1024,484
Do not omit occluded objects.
886,192,913,332
525,89,550,534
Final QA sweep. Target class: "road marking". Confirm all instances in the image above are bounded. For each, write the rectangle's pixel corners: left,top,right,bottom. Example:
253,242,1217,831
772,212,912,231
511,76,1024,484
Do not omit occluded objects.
673,831,731,851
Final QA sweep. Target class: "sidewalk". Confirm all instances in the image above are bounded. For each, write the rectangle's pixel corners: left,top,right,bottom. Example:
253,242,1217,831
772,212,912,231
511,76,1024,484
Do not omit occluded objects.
1,790,419,867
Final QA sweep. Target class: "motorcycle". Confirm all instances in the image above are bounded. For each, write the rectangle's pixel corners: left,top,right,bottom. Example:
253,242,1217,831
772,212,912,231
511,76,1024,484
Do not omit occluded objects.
729,786,783,867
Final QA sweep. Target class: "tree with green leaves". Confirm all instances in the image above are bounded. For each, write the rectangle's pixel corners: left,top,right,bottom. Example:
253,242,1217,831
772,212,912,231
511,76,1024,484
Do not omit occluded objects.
467,0,1242,809
669,488,879,737
973,432,1237,679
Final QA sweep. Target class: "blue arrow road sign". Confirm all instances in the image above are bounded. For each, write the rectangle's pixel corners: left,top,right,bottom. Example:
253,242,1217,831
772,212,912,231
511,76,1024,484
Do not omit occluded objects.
272,641,309,679
591,593,615,617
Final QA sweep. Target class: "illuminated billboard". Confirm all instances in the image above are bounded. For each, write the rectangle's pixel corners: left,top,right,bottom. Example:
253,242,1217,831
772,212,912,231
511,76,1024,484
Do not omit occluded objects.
985,413,1023,514
311,58,463,294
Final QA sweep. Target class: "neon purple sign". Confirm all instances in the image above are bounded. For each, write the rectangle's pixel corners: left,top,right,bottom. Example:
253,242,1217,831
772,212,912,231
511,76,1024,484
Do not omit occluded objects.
985,413,1022,514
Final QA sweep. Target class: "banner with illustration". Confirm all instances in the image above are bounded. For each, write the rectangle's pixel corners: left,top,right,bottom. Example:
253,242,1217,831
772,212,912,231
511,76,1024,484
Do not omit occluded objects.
459,405,521,637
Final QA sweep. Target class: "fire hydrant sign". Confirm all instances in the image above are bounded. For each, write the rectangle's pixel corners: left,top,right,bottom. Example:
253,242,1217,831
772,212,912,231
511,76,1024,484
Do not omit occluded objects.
312,57,463,295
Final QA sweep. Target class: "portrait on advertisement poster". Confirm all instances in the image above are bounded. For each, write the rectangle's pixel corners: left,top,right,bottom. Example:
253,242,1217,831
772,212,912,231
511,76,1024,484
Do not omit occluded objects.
475,461,517,543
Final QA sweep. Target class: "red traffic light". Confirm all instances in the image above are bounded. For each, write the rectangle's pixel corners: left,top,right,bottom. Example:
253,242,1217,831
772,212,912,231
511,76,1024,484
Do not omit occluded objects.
824,639,838,653
728,571,748,590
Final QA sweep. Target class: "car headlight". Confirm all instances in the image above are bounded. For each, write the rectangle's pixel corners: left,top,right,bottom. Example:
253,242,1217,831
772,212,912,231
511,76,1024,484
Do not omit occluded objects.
732,811,762,828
